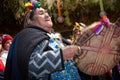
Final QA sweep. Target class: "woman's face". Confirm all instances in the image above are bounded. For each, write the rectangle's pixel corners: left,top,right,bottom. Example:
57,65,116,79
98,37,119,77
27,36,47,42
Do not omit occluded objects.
4,40,12,51
33,7,53,32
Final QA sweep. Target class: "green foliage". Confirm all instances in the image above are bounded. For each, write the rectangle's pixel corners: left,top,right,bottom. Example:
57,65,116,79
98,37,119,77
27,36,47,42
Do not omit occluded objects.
2,0,120,27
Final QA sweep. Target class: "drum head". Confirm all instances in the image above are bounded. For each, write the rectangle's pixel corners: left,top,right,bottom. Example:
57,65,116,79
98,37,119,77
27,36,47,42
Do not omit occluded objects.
74,24,120,75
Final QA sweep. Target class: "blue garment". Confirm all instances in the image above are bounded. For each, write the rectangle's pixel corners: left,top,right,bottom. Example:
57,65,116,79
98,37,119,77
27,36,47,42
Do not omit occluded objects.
50,60,81,80
4,26,50,80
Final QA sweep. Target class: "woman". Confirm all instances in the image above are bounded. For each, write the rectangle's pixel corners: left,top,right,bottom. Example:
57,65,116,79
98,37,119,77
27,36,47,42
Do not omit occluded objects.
0,34,13,67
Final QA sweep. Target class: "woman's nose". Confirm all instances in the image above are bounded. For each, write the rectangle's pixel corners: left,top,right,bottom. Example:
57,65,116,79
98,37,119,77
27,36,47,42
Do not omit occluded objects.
45,13,51,19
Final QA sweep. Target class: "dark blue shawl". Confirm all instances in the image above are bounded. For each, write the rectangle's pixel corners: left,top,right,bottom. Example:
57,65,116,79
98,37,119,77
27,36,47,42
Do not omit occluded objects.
4,26,49,80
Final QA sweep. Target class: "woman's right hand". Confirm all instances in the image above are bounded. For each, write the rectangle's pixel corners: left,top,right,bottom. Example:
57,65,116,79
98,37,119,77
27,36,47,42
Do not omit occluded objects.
62,45,80,60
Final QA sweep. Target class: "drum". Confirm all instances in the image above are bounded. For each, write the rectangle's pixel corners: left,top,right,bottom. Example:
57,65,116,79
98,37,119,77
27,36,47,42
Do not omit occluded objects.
74,24,120,75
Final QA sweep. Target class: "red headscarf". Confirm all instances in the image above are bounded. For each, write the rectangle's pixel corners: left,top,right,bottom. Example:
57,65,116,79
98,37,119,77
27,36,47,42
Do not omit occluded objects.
1,34,13,48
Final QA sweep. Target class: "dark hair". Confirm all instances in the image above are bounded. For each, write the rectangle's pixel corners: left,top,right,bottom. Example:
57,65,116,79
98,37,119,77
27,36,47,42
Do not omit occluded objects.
29,10,34,20
23,10,34,27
